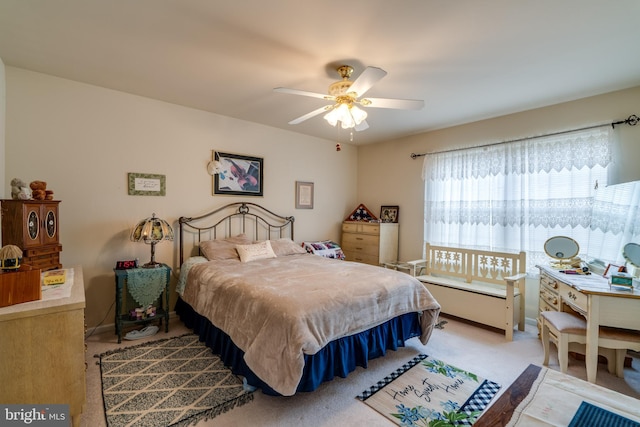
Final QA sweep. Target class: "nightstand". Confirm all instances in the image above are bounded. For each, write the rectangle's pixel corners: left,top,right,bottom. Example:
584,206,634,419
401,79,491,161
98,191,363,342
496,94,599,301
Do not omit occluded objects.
114,264,170,343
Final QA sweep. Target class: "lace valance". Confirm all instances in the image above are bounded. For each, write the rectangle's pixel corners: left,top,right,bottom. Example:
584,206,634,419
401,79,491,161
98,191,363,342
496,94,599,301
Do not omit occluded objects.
422,127,611,181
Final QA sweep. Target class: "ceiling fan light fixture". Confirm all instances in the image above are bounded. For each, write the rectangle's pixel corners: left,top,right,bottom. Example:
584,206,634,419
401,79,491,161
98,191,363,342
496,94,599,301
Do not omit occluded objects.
323,103,367,129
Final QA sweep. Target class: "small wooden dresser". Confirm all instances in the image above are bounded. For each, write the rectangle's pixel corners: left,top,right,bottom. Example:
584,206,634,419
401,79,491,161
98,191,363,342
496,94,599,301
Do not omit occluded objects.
341,221,398,266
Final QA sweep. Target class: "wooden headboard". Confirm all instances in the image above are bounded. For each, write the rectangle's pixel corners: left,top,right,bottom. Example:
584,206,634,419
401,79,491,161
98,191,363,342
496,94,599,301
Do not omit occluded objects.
178,202,295,265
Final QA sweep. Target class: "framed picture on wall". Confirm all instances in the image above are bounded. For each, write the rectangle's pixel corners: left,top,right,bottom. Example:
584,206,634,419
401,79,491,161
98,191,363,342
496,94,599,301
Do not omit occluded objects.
128,173,166,196
380,205,399,223
295,181,314,209
213,151,263,196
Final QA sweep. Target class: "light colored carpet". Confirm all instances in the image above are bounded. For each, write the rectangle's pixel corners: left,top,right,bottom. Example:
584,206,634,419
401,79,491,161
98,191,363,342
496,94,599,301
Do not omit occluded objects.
83,316,640,427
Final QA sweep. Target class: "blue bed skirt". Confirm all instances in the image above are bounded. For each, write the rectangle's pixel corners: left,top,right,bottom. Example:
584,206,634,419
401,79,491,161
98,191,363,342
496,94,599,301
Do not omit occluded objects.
175,297,422,395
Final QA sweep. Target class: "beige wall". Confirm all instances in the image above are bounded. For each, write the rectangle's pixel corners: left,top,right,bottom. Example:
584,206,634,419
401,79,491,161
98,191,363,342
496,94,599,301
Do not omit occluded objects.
4,63,639,329
0,58,5,200
358,85,640,320
4,67,358,328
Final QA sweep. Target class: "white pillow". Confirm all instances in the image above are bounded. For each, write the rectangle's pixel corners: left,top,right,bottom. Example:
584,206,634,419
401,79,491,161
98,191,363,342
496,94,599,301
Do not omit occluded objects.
235,240,277,263
263,238,307,257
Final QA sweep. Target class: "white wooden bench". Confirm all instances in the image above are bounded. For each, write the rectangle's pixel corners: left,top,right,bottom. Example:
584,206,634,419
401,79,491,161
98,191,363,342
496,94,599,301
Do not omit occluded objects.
415,243,527,341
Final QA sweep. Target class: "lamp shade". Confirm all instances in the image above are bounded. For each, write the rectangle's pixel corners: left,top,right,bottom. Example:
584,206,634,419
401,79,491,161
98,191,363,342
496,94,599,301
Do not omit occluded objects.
349,105,367,125
130,213,174,267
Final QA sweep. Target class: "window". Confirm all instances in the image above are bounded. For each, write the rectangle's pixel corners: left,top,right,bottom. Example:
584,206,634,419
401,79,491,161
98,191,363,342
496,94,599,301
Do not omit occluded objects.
422,126,639,272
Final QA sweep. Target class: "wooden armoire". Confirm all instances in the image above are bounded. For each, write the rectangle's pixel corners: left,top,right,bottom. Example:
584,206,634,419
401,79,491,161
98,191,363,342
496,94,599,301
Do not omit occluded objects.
1,200,62,271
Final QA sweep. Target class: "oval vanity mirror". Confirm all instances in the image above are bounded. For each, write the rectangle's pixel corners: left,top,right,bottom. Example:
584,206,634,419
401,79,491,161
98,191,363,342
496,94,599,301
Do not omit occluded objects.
622,243,640,272
544,236,580,268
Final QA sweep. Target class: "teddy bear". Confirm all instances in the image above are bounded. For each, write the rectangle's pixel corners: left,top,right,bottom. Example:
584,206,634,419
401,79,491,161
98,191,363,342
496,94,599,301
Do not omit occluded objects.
29,180,54,201
10,178,32,200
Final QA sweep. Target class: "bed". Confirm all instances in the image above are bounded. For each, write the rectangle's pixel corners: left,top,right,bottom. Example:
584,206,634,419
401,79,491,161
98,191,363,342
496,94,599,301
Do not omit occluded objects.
175,202,440,396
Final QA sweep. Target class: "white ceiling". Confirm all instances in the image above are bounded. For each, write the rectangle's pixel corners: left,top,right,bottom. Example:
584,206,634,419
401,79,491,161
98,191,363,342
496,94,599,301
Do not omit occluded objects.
1,0,639,145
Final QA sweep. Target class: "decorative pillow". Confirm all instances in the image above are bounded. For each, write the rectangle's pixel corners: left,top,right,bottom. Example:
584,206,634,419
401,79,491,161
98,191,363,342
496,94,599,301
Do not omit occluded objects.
199,234,251,260
236,240,277,263
268,238,307,257
302,240,346,260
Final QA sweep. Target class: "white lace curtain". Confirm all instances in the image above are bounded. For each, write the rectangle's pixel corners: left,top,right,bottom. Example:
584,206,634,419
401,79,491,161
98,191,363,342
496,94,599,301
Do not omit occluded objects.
422,126,639,271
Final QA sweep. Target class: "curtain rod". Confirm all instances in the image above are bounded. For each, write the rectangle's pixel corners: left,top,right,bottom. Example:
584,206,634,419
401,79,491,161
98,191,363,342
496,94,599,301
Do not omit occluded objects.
409,114,639,159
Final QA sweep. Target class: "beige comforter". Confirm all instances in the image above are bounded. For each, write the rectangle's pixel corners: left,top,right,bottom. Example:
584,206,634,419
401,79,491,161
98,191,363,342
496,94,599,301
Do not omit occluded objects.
181,254,440,396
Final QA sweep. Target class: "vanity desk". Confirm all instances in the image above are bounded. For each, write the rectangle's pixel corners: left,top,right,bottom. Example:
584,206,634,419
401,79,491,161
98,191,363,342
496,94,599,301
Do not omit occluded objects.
537,265,640,383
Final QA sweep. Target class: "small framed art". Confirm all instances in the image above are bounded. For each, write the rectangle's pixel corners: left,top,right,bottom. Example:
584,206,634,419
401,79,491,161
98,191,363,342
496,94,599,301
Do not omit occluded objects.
213,151,263,196
380,205,399,223
128,173,166,196
295,181,314,209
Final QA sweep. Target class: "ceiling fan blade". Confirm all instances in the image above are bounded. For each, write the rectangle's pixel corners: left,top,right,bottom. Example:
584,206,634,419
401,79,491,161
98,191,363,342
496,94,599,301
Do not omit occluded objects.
347,67,387,98
288,105,331,125
355,120,369,132
363,97,425,110
274,87,331,100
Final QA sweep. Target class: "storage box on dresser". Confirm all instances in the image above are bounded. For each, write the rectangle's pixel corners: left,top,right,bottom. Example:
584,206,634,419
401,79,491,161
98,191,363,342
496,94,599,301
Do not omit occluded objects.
0,266,86,427
341,221,398,265
0,264,41,307
1,200,62,271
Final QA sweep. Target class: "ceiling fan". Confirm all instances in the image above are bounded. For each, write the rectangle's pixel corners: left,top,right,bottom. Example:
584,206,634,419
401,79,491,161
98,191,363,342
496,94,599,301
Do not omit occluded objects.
274,65,424,132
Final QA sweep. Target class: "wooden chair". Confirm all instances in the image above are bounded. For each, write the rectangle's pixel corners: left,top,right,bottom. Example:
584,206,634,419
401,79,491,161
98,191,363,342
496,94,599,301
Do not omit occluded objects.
541,310,640,378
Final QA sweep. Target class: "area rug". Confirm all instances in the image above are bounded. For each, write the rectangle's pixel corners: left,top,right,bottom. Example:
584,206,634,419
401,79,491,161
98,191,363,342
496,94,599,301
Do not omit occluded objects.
357,354,500,426
96,333,253,427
